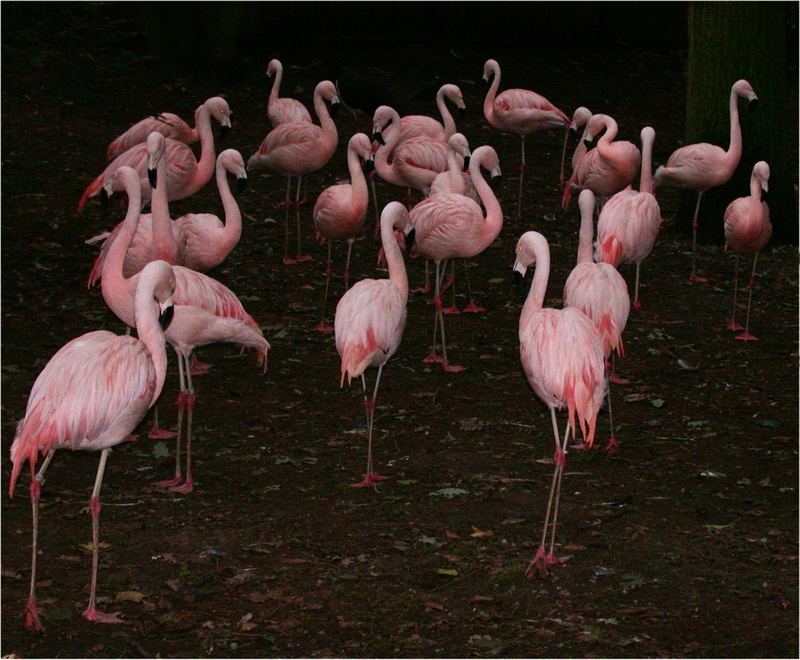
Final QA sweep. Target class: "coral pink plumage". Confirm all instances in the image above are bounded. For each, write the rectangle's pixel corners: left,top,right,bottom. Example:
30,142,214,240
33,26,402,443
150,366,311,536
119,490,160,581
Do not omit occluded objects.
266,59,312,127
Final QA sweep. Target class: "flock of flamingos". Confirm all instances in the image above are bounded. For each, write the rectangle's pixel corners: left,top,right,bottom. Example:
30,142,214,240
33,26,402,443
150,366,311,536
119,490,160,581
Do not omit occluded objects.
8,57,770,630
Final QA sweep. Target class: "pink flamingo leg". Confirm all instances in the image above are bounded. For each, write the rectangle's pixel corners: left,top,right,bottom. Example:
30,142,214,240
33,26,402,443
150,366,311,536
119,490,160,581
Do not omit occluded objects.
294,176,313,263
442,261,460,314
434,262,464,372
154,353,187,488
171,363,196,494
735,253,759,341
314,241,335,333
189,354,213,376
422,299,445,364
631,263,642,312
82,449,124,624
351,366,390,488
148,403,177,440
689,191,709,283
546,421,573,566
461,259,486,314
517,136,527,220
412,261,431,295
343,240,353,291
727,254,745,331
370,177,380,241
608,354,630,386
605,372,620,455
281,177,297,265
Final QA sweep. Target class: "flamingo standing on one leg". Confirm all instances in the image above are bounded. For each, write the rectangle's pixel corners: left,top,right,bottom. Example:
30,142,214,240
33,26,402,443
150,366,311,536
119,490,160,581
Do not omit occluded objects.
79,98,231,213
9,259,176,628
559,106,592,184
407,146,503,372
312,133,374,332
248,80,340,265
562,113,641,209
482,58,568,219
101,167,270,495
266,59,312,127
106,97,231,160
654,79,758,283
564,190,630,454
723,160,772,341
381,83,467,147
335,202,410,488
513,231,605,578
596,126,662,311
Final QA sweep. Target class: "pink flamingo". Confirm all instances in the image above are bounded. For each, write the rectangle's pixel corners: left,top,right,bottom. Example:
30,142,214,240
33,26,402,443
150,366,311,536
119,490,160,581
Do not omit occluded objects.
723,160,771,341
335,202,410,488
248,80,340,264
407,145,503,371
106,96,231,161
596,126,661,310
79,98,230,213
101,167,270,494
312,133,374,332
266,58,312,126
382,83,466,146
562,113,641,209
513,231,605,578
564,190,630,454
654,79,758,283
482,58,568,218
559,106,593,184
9,259,176,627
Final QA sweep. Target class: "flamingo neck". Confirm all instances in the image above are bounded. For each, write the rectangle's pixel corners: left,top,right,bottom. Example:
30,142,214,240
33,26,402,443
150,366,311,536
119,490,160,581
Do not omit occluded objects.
375,111,404,186
133,271,169,406
346,145,368,206
314,90,337,145
216,159,242,253
727,87,743,165
470,157,503,246
749,172,763,200
269,63,283,107
380,212,408,301
483,67,500,125
596,116,619,159
522,242,550,322
151,150,177,263
437,88,456,138
192,106,216,188
577,205,595,264
639,132,655,194
101,179,140,327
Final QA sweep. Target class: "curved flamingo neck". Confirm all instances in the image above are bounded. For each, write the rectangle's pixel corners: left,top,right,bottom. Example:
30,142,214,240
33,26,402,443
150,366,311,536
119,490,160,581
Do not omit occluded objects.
522,239,550,322
216,159,242,253
726,87,743,166
749,172,763,200
483,65,501,126
469,154,503,246
595,116,619,159
151,149,177,262
101,177,140,327
269,62,283,107
191,105,216,189
639,131,655,194
346,144,368,204
313,89,337,143
577,201,595,264
437,88,456,138
375,109,404,185
380,210,408,301
133,270,169,405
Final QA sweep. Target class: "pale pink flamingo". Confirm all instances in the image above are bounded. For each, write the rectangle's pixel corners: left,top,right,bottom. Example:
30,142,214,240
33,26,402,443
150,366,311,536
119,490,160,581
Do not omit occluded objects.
513,230,605,578
482,58,568,218
407,145,502,371
654,79,758,283
723,160,771,341
106,96,231,160
79,98,230,213
564,190,630,454
382,83,466,147
266,58,312,126
562,113,641,209
101,167,270,495
335,201,410,488
9,259,176,627
312,133,374,332
596,126,662,310
559,106,592,184
247,80,340,264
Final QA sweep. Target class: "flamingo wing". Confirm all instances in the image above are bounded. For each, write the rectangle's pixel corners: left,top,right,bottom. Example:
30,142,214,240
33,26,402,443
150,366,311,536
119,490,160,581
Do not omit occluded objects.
106,113,194,160
173,267,256,327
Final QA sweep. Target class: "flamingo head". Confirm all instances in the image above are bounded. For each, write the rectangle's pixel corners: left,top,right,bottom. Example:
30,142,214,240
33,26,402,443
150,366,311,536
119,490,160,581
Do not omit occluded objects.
472,145,501,187
146,131,166,189
578,189,596,219
448,133,472,171
512,231,547,289
266,58,281,78
753,160,770,196
104,165,140,199
583,113,608,148
350,133,375,175
371,105,396,146
316,80,340,112
141,260,177,330
482,59,500,83
732,79,758,110
205,97,232,135
441,83,466,116
219,149,247,192
570,106,592,135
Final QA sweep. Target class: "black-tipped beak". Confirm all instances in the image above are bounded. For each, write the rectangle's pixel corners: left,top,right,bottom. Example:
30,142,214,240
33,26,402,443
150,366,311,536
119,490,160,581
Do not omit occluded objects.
100,187,110,204
749,98,759,112
363,158,375,176
512,269,526,295
583,138,594,149
405,228,416,252
159,305,174,330
372,131,385,146
569,126,578,136
761,189,769,203
462,155,470,172
490,174,502,191
330,102,341,118
458,107,466,119
237,176,248,193
148,168,157,189
220,125,232,139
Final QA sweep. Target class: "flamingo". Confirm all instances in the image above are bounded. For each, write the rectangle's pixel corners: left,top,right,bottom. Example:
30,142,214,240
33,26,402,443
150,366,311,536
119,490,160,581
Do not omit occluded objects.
654,79,758,283
513,231,605,578
247,79,340,265
559,106,592,184
335,202,410,488
382,83,467,146
564,190,630,454
312,133,374,332
407,145,502,371
100,167,270,495
106,96,231,161
9,259,176,628
562,113,641,209
79,98,230,213
723,160,771,341
595,126,662,310
266,58,312,126
482,58,568,218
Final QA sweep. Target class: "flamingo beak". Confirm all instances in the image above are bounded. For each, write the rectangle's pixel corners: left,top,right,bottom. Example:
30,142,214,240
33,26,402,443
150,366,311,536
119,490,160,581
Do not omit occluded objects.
220,124,232,139
512,259,527,293
237,173,248,193
405,227,416,252
158,302,175,330
148,168,157,189
462,155,470,172
330,101,341,119
458,106,467,119
490,174,502,191
748,96,759,112
372,131,385,146
760,189,769,203
363,158,375,176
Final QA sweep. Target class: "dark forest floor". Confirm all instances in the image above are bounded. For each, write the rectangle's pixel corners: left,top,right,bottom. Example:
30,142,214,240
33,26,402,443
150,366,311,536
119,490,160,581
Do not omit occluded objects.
2,6,798,659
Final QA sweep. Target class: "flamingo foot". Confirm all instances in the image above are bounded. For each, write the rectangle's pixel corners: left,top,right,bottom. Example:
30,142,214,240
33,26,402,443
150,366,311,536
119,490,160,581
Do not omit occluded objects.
524,545,549,579
189,356,213,376
545,551,569,566
296,254,314,263
350,472,391,488
689,273,708,284
23,597,44,632
441,306,461,315
735,332,759,342
609,374,630,386
440,276,455,293
411,285,431,295
442,362,465,373
124,434,139,442
148,425,177,440
169,479,194,495
606,436,620,455
571,441,594,451
632,300,642,312
153,475,183,489
462,300,487,314
282,257,298,265
727,318,745,331
82,607,124,624
314,321,334,333
422,352,445,364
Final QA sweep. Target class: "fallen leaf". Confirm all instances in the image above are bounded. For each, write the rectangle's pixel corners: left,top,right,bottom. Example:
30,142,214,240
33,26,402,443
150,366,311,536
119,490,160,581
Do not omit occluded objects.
470,526,493,539
429,487,469,498
648,398,665,408
115,590,146,603
424,600,445,611
436,568,458,577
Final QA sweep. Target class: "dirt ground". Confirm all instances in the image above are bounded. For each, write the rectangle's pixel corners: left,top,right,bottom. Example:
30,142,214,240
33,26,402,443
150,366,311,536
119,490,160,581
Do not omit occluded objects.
2,9,798,659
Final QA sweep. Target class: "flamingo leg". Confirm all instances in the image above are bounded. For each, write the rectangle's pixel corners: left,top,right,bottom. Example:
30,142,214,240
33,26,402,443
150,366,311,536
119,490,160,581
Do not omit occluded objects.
154,352,186,488
462,259,487,314
82,448,123,623
412,260,431,295
344,240,354,290
632,263,642,311
517,136,527,220
148,401,177,440
351,364,390,488
735,253,759,341
422,290,443,364
171,356,195,494
295,176,312,262
282,177,296,265
442,260,460,314
436,261,464,373
558,126,570,185
608,352,629,386
727,254,744,331
605,370,619,455
689,191,708,283
314,241,334,333
189,354,213,376
370,178,380,240
545,421,573,564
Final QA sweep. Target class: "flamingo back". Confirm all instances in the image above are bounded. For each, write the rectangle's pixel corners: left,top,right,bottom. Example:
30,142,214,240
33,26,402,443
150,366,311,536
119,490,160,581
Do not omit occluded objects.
724,198,772,253
106,113,195,161
656,142,730,191
313,184,368,241
174,267,257,329
596,189,661,266
248,122,331,175
269,98,312,127
409,194,483,261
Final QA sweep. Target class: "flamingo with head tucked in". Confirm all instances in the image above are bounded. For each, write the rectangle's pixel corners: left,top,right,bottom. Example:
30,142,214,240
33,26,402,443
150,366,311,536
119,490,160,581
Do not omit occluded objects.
266,58,312,127
559,106,592,184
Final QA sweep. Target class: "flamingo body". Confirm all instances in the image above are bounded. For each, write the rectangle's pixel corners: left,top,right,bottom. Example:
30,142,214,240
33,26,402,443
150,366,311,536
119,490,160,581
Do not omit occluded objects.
266,59,312,126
